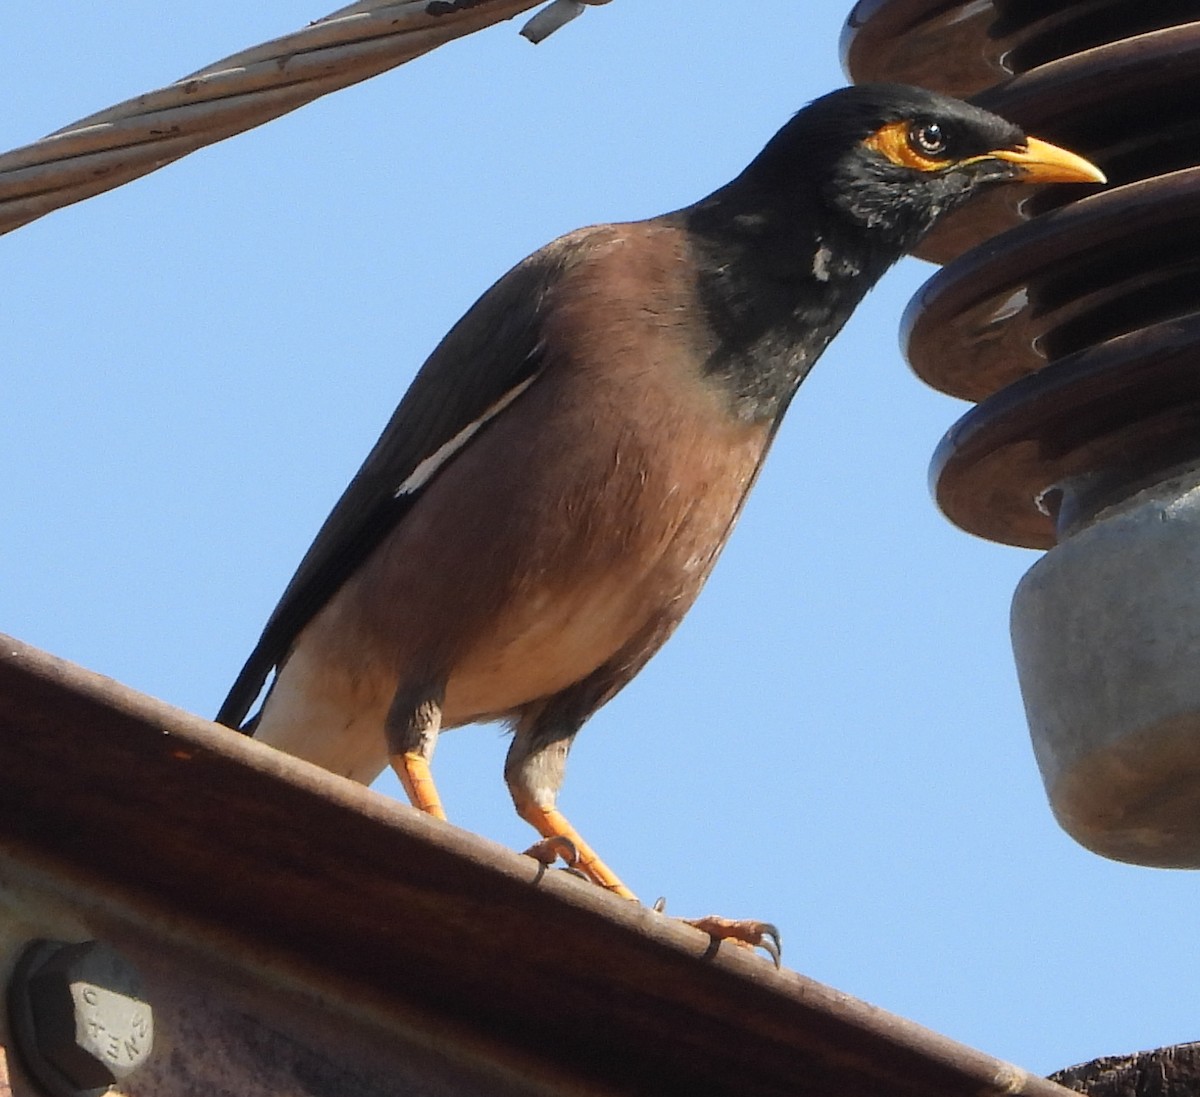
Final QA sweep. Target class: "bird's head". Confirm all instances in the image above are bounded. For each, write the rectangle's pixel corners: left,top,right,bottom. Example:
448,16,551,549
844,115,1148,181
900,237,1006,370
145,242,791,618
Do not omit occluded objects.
744,83,1105,254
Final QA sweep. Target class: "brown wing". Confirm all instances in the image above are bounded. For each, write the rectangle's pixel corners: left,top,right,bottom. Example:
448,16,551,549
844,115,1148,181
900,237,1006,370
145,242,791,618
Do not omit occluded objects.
216,245,571,730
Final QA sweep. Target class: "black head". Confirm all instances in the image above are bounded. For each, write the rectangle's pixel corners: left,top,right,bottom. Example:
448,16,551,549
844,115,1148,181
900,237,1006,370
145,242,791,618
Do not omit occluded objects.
743,83,1105,254
682,84,1103,424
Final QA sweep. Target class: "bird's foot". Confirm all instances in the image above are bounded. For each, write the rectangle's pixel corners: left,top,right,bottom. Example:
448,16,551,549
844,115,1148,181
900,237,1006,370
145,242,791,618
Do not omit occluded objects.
524,833,576,865
667,906,782,968
519,807,638,900
525,842,781,965
524,835,590,881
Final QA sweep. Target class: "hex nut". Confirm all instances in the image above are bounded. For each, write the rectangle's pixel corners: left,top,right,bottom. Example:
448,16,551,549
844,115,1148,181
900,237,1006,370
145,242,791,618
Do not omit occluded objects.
8,940,153,1097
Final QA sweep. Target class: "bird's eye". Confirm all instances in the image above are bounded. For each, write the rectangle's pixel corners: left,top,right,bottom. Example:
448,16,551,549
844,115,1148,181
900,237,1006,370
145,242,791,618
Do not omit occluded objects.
909,122,948,157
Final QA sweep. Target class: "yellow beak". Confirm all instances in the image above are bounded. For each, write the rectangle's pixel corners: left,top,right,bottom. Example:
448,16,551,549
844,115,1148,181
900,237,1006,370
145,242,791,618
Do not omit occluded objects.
988,136,1107,185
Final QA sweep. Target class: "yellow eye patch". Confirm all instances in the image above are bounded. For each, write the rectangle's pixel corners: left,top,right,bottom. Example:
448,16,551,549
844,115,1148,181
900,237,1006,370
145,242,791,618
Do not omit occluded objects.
862,119,948,172
863,120,1107,186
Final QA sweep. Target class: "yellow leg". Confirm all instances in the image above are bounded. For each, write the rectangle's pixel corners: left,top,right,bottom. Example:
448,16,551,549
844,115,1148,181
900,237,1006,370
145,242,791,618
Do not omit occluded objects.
520,803,637,901
391,750,447,821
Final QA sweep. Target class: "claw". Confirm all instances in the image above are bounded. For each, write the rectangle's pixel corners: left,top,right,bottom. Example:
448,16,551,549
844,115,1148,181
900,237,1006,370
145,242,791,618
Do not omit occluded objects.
756,924,783,969
682,915,783,969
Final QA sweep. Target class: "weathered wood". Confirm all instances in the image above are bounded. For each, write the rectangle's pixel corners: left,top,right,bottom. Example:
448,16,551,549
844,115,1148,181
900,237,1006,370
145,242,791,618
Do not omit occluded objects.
1053,1044,1200,1096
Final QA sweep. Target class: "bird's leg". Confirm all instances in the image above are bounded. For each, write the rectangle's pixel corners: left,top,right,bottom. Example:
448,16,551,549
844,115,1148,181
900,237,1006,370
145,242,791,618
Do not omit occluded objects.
507,704,780,965
386,687,447,820
504,722,638,901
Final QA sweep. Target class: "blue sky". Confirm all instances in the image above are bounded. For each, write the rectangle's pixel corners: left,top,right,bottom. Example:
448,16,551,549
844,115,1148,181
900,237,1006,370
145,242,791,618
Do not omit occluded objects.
4,0,1193,1075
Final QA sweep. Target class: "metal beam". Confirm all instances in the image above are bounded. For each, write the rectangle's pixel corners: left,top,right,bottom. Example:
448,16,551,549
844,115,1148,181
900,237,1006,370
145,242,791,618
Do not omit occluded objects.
0,635,1072,1097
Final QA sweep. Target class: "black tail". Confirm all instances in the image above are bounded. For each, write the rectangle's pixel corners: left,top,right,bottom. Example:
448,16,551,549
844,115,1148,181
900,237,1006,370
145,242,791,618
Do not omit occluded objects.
215,644,273,733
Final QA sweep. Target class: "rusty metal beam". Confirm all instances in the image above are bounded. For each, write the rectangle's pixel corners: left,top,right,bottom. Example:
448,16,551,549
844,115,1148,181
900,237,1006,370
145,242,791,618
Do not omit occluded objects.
0,634,1071,1097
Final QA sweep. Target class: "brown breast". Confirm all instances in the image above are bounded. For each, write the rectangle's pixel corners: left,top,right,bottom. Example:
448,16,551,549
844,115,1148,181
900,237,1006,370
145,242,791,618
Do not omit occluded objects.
433,222,774,722
294,221,774,729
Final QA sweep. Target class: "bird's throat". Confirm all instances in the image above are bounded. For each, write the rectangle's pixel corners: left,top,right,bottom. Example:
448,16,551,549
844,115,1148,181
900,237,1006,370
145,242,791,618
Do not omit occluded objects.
685,199,895,423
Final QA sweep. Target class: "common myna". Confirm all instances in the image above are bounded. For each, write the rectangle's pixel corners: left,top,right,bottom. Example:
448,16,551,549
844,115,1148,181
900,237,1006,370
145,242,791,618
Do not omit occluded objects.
218,84,1103,958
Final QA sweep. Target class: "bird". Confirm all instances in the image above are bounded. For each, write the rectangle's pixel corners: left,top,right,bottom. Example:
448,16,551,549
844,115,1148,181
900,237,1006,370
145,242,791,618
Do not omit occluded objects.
217,84,1104,960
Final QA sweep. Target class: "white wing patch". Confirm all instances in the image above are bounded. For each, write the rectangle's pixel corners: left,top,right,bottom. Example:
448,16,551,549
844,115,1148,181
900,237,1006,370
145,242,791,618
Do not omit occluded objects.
394,370,541,498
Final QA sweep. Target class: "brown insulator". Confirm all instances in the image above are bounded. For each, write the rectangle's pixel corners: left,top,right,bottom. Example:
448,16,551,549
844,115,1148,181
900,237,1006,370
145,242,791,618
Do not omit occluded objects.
844,1,1200,867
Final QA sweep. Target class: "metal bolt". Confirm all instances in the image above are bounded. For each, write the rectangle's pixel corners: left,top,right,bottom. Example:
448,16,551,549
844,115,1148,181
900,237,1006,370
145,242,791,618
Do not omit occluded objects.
8,939,154,1097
